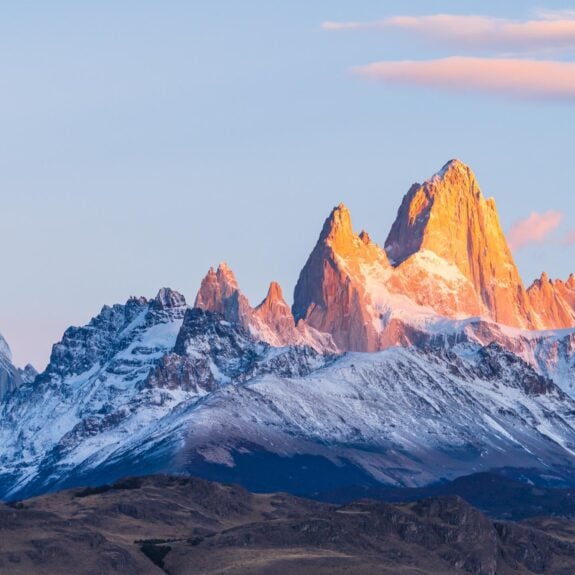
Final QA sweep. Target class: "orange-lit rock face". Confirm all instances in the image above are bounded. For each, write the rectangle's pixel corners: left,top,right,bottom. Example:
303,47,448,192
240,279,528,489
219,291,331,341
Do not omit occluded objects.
292,204,390,352
527,273,575,329
386,160,535,329
196,161,575,355
556,275,575,311
194,263,239,314
254,281,298,340
194,263,254,327
195,265,336,352
389,250,485,319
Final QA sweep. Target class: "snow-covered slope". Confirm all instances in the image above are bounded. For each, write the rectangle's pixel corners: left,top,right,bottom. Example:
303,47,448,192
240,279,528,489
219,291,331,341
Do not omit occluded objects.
177,342,575,490
2,293,575,500
0,301,330,499
0,288,188,497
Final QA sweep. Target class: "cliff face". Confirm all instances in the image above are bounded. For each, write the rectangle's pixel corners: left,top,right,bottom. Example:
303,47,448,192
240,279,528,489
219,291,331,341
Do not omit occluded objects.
196,160,575,353
254,282,297,339
194,264,336,352
385,160,536,329
292,204,390,351
527,273,575,329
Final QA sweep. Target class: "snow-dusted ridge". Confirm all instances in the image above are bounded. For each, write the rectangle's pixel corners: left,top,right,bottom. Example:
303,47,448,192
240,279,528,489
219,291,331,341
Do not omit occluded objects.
1,284,575,500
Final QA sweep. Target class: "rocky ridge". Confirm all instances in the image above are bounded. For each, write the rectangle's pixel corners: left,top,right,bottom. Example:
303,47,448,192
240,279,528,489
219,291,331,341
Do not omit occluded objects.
0,158,575,502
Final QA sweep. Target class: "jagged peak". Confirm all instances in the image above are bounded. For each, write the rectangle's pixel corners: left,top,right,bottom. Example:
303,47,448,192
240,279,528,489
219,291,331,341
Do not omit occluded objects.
315,204,387,265
567,273,575,289
154,287,186,309
429,159,481,200
0,333,12,362
319,203,354,246
359,230,371,245
532,272,552,287
436,158,473,179
265,281,285,303
216,262,239,288
127,295,148,306
195,263,240,313
256,281,289,311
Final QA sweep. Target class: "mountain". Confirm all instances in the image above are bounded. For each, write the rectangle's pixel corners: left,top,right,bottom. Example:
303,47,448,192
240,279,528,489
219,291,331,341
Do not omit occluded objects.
385,160,537,328
527,273,575,329
195,263,336,351
0,332,23,400
3,474,575,575
292,160,575,354
0,288,188,499
0,303,330,500
2,159,575,504
293,203,390,351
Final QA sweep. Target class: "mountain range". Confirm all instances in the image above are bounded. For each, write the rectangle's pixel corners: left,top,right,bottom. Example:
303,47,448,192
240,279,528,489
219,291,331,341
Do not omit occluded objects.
1,159,575,502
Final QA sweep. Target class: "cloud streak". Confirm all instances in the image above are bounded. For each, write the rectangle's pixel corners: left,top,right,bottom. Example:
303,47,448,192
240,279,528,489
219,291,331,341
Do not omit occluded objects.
322,14,575,52
507,211,563,251
353,58,575,100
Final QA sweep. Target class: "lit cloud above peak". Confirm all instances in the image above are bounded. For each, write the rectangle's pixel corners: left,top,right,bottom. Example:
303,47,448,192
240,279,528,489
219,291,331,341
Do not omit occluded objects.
325,10,575,101
353,58,575,100
322,13,575,52
508,211,564,251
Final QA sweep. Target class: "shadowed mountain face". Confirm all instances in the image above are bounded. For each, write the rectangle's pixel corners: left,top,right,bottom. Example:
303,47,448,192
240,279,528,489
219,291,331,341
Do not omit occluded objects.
2,474,575,575
316,471,575,521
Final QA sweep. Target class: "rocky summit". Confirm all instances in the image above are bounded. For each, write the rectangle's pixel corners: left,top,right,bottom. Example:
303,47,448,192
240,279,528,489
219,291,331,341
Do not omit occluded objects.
1,159,575,509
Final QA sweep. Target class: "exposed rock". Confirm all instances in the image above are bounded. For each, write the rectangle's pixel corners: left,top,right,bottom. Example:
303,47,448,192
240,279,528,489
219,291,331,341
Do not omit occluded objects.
293,203,390,351
194,263,239,314
528,273,575,329
254,282,295,338
194,263,253,327
385,160,537,329
195,265,336,352
0,334,22,401
18,364,38,385
153,287,186,310
147,307,329,392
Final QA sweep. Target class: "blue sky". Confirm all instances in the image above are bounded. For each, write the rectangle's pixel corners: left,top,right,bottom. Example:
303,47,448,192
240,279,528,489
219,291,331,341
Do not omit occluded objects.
1,0,575,368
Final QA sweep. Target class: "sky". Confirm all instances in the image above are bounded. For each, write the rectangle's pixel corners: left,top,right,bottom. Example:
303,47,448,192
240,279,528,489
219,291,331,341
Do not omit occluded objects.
1,1,575,369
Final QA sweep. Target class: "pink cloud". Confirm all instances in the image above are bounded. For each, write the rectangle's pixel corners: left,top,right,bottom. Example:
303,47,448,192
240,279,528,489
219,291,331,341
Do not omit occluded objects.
321,21,367,31
507,211,563,251
562,229,575,245
322,14,575,52
353,58,575,99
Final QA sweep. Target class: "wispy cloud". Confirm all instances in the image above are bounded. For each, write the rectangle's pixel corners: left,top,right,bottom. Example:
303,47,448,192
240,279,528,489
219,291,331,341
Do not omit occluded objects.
508,211,563,251
322,21,373,31
322,13,575,52
353,58,575,100
562,229,575,245
535,9,575,21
